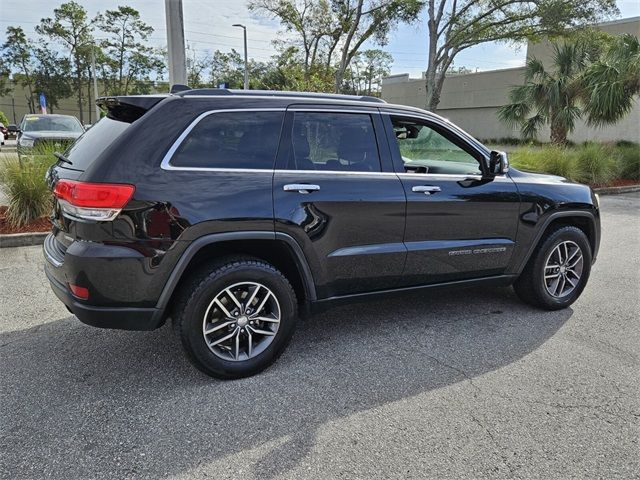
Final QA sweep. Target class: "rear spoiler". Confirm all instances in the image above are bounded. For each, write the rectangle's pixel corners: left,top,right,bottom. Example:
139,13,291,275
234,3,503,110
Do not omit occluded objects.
96,95,167,122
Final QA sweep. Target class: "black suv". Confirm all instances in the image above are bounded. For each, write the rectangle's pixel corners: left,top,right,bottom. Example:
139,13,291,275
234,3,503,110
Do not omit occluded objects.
44,89,600,379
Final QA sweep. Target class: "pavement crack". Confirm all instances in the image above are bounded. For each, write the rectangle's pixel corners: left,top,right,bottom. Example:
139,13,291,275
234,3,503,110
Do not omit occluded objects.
422,353,482,397
470,413,519,476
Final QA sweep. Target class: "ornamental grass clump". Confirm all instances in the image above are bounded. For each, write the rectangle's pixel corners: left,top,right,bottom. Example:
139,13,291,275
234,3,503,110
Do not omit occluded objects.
574,143,614,186
615,144,640,181
0,152,53,228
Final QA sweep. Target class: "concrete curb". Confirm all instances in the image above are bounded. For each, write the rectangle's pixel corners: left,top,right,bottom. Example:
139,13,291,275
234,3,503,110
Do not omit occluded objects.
593,185,640,195
0,232,48,248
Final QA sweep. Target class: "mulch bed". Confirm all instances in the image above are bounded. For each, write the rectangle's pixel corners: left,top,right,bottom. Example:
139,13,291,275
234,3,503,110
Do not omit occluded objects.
0,206,51,234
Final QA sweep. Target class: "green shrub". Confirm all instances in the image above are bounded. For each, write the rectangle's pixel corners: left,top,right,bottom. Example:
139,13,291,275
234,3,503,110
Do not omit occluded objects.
508,142,640,185
509,147,578,179
615,144,640,180
615,140,638,148
574,143,614,186
0,153,53,227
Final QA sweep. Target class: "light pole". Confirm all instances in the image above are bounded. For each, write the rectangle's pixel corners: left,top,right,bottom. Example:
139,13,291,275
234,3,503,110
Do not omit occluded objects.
232,24,249,90
165,0,187,87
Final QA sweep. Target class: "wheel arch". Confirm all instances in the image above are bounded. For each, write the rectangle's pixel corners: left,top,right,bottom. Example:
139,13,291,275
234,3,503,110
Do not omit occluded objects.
516,210,599,274
155,232,316,318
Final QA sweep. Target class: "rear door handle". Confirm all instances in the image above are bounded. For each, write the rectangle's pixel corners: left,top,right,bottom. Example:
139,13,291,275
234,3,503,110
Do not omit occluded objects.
412,185,441,195
283,184,321,194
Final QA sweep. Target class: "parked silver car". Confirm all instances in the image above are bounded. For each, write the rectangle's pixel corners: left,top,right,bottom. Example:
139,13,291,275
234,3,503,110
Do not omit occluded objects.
17,114,84,153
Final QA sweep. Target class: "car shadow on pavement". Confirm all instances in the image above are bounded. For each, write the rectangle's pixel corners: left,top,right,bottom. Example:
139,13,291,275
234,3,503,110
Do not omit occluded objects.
0,286,572,479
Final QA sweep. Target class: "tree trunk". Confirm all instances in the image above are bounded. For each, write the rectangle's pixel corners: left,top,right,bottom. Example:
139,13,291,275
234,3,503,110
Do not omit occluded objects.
550,117,568,145
75,52,84,124
87,69,92,124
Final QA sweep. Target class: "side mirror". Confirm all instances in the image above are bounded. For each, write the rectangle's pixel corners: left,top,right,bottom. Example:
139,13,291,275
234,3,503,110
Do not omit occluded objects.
488,150,509,175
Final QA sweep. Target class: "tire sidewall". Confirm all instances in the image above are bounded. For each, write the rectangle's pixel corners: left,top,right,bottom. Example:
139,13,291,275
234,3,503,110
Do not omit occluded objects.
180,263,297,378
531,227,592,309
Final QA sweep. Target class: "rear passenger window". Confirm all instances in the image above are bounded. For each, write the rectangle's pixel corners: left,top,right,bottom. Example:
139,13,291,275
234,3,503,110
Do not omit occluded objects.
170,111,284,169
287,112,381,172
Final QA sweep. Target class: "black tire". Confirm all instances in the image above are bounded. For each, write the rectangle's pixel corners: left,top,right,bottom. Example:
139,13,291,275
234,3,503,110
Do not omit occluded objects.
173,257,297,379
514,226,592,310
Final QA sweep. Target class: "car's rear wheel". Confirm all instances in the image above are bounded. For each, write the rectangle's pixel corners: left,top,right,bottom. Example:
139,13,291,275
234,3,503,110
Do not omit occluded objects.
514,226,592,310
173,257,297,379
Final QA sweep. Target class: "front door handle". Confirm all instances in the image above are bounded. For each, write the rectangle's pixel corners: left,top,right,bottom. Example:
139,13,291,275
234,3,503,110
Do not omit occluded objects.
412,185,441,195
283,183,321,194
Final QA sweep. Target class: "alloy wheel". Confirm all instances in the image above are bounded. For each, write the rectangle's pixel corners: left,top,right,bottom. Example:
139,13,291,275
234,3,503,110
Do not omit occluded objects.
202,281,281,361
543,240,584,298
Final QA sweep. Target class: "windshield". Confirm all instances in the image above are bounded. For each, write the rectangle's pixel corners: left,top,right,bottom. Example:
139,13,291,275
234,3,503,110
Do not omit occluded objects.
22,116,84,133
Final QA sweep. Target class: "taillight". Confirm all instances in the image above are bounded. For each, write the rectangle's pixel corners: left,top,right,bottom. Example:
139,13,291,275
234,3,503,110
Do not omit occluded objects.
68,283,89,300
53,179,135,221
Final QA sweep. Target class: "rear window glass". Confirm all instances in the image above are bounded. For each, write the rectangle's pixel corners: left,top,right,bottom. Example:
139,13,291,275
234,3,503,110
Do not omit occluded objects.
169,111,284,170
64,117,130,170
287,112,381,172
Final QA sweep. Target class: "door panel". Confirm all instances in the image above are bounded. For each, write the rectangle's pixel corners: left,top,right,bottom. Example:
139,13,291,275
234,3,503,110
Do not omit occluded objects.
273,110,407,298
399,174,519,284
382,113,520,285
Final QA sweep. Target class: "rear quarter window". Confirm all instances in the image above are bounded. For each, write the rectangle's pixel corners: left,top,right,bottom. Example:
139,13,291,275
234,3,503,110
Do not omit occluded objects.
64,117,130,171
169,111,284,170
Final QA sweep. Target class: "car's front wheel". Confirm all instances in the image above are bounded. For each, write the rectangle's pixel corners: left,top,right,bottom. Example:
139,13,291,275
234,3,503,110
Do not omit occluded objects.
514,226,592,310
173,257,297,379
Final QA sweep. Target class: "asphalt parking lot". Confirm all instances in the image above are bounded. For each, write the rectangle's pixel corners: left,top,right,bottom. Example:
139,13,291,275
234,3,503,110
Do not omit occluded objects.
1,193,638,479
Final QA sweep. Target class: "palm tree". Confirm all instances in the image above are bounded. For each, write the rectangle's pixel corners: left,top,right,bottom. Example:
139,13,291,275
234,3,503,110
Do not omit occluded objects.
499,42,591,145
582,34,640,126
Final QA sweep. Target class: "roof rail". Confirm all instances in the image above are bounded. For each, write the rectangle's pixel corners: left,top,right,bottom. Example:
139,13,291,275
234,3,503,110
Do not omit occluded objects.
177,88,386,103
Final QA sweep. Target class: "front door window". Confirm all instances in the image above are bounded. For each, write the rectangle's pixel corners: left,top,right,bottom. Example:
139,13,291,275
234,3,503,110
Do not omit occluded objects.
391,116,481,175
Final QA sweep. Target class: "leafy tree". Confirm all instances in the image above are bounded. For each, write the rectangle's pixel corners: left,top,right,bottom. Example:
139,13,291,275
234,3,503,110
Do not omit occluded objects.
249,0,336,84
2,27,36,113
250,0,421,93
32,40,73,112
423,0,617,111
0,59,12,98
0,110,9,126
210,49,246,89
330,0,421,93
344,49,392,95
95,6,164,95
186,45,211,88
498,41,592,144
36,1,94,124
582,33,640,126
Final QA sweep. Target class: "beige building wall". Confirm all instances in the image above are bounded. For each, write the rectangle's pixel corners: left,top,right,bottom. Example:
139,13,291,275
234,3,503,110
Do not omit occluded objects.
382,17,640,143
0,84,97,126
0,82,168,126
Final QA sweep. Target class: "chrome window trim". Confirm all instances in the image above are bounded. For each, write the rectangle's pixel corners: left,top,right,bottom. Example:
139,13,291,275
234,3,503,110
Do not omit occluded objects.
160,108,286,172
397,173,484,181
275,169,397,177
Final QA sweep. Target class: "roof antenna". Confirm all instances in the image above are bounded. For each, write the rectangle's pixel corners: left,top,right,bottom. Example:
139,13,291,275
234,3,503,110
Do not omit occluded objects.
170,84,191,94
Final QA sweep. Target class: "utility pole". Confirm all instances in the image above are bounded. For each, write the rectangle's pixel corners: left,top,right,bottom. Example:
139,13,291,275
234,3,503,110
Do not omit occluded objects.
91,45,100,121
165,0,187,87
233,24,249,90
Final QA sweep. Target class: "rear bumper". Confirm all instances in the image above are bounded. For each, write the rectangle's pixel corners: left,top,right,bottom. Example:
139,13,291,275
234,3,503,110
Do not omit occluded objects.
43,233,164,331
45,265,162,330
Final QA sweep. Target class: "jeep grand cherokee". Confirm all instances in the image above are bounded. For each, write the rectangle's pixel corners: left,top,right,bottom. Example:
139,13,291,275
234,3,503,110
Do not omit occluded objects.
44,89,600,379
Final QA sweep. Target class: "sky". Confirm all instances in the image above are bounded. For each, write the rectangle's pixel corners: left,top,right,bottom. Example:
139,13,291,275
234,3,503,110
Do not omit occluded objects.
1,0,639,80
